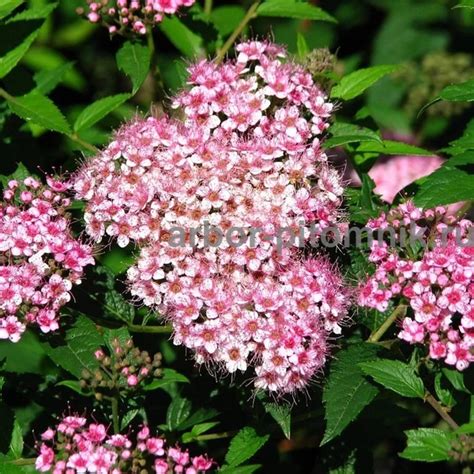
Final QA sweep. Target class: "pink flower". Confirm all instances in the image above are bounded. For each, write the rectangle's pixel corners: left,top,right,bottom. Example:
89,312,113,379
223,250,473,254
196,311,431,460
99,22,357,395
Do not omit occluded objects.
0,316,26,342
37,417,215,473
74,40,350,395
0,177,94,343
35,444,55,472
358,202,473,371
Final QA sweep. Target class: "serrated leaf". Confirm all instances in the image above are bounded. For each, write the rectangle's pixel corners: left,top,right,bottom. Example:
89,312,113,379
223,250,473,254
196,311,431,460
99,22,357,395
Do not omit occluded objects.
167,398,192,431
400,428,453,462
442,368,469,393
8,420,22,460
296,33,309,59
160,16,203,58
263,402,291,439
120,409,141,431
34,62,74,95
43,316,103,378
434,373,455,408
414,166,474,207
143,368,189,391
353,140,433,166
439,79,474,102
0,28,41,79
7,91,71,134
74,93,130,132
225,427,269,467
325,122,382,148
56,380,87,395
321,344,379,445
182,422,220,443
176,407,219,432
331,65,399,101
220,466,261,474
103,327,131,353
116,41,151,94
0,0,24,20
211,6,245,36
359,360,425,398
257,0,336,23
0,163,30,189
453,0,474,7
0,454,31,473
7,2,57,22
456,421,474,434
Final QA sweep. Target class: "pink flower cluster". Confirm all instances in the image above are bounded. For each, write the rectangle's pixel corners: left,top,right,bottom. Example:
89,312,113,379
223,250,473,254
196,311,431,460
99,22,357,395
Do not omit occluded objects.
368,155,444,203
74,41,350,394
358,202,473,370
81,0,195,35
0,177,94,344
36,416,214,473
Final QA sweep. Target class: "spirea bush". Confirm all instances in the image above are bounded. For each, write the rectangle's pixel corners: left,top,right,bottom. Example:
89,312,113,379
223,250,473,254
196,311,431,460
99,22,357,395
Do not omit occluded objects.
0,1,473,473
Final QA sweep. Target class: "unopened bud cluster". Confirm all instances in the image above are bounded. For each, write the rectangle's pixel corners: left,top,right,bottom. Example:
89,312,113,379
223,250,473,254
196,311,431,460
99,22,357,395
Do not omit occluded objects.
80,338,162,397
78,0,196,35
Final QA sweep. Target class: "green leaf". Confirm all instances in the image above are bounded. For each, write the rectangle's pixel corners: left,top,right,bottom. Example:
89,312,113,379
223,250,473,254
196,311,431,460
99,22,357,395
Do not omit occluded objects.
143,368,189,391
456,421,474,434
453,0,474,8
116,41,151,94
0,163,30,190
296,33,309,59
43,315,103,378
167,398,192,431
0,28,42,79
120,409,141,431
0,0,24,20
34,62,74,95
74,94,130,132
0,330,51,375
56,380,87,395
414,166,474,207
0,454,32,473
160,16,203,58
23,46,86,91
220,466,261,474
6,2,57,22
331,65,399,101
263,402,291,439
211,6,245,36
225,427,269,467
353,140,433,166
182,422,220,443
7,91,71,134
8,420,22,460
400,428,453,462
434,373,455,408
257,0,336,23
325,122,382,148
439,79,474,102
359,360,425,398
321,344,380,445
442,368,469,394
176,407,219,432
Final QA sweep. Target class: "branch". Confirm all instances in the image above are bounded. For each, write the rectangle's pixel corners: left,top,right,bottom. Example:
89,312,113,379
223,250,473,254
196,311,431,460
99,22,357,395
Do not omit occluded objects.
215,1,260,64
368,305,407,343
425,392,459,430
